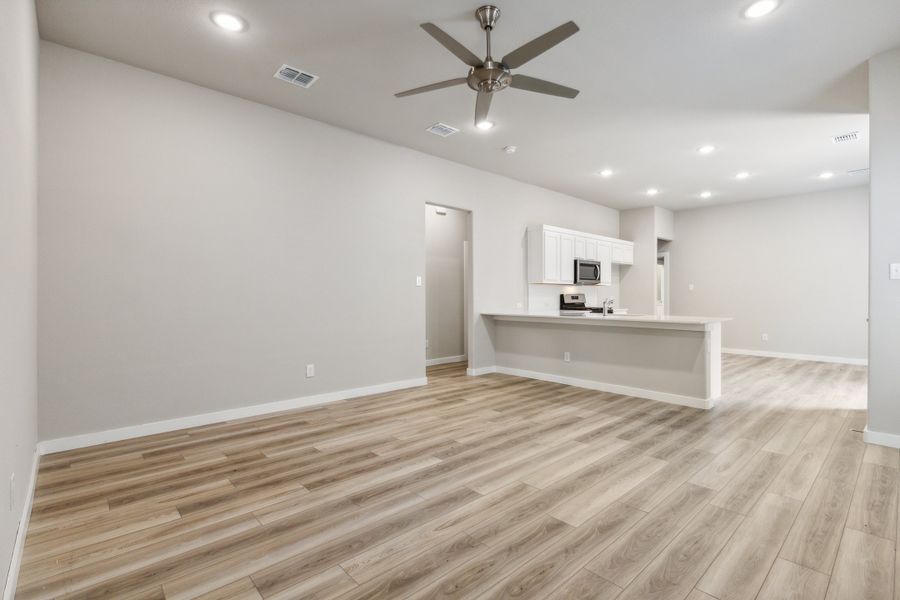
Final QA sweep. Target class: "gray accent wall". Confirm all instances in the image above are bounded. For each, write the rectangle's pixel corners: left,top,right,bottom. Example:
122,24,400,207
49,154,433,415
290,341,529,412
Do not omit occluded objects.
670,187,869,361
37,43,619,441
867,47,900,440
0,0,38,589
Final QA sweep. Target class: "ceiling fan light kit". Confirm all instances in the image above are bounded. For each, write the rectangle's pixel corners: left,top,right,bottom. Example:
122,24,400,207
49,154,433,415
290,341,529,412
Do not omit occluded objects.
395,6,581,129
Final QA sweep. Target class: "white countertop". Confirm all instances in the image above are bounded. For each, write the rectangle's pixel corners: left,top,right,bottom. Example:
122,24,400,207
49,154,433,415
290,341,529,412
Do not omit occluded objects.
483,311,730,332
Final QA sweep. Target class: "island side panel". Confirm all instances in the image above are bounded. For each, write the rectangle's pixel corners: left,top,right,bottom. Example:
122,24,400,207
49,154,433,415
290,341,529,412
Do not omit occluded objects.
706,321,722,401
492,319,711,408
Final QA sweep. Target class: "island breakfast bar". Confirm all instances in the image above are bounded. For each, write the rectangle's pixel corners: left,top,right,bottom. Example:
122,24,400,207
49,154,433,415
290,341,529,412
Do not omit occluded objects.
482,313,730,409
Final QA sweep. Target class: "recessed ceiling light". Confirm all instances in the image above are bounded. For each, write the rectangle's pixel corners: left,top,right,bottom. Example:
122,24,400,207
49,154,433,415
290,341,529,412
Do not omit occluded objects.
700,191,713,199
476,121,494,131
698,145,716,155
735,171,750,180
210,11,247,32
597,169,614,178
503,145,517,154
819,171,835,179
743,0,779,19
646,188,659,197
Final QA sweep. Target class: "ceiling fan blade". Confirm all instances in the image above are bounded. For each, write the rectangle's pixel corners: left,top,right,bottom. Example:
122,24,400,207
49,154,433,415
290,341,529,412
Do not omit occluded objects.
510,74,579,98
474,90,493,126
502,21,580,69
420,23,483,67
395,78,467,98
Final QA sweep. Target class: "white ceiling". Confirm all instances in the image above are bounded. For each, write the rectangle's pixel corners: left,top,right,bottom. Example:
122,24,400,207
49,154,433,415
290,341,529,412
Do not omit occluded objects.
36,0,900,210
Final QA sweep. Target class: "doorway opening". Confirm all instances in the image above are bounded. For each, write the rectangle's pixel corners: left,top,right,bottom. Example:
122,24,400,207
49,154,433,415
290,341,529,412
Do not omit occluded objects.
424,204,471,376
656,249,670,317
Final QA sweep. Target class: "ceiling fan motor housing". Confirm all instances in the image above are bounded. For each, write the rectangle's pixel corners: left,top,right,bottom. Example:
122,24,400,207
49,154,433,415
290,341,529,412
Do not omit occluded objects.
467,60,511,93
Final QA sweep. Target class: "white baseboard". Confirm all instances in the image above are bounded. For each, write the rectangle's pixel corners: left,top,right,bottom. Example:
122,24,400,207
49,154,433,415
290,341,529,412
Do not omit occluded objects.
3,450,39,600
474,365,714,410
723,348,867,366
37,377,428,455
864,426,900,449
466,366,497,377
425,355,467,367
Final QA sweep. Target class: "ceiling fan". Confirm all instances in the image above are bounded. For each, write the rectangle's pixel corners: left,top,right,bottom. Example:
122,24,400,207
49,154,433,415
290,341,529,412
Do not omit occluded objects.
395,6,580,129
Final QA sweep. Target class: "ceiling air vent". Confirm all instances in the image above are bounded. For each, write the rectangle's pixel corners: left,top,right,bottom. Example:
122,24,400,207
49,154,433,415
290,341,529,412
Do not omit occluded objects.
274,64,319,89
426,123,460,137
832,131,860,144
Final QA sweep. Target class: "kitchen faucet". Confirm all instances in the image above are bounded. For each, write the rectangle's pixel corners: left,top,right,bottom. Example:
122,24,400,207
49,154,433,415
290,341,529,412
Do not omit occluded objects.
602,298,614,316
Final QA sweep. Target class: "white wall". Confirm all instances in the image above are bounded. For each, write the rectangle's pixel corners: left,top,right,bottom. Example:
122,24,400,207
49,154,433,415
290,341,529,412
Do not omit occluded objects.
670,187,869,361
37,42,619,441
425,205,467,362
867,47,900,444
0,0,38,590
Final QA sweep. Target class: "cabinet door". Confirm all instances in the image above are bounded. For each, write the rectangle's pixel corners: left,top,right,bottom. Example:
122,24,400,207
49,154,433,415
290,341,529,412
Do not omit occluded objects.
574,237,586,259
543,230,561,283
585,238,599,261
597,242,613,285
612,243,634,265
560,234,576,285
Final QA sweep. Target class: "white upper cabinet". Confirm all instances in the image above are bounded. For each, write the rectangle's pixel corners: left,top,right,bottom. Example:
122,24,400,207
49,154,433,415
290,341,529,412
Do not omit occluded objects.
527,225,633,285
597,241,613,285
575,237,586,261
542,229,561,282
560,234,575,285
612,242,634,265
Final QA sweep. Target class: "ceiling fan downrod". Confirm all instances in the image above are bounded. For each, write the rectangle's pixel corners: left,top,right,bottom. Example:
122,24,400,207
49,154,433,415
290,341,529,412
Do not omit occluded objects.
470,5,509,95
476,5,501,58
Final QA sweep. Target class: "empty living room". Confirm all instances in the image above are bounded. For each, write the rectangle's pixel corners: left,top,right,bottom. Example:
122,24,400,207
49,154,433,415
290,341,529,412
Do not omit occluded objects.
3,1,900,599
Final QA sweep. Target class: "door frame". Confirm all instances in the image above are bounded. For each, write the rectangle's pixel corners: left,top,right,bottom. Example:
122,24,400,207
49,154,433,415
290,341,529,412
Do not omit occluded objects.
656,251,671,316
423,203,473,370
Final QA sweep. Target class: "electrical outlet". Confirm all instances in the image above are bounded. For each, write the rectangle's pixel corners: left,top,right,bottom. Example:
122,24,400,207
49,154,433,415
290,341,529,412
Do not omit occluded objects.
564,351,571,362
891,263,900,280
416,276,423,287
515,302,523,309
761,333,769,342
688,283,695,291
306,364,315,378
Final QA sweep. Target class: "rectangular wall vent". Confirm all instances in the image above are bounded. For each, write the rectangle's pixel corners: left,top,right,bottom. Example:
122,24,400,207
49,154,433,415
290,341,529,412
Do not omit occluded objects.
426,122,460,137
274,64,319,89
832,131,860,144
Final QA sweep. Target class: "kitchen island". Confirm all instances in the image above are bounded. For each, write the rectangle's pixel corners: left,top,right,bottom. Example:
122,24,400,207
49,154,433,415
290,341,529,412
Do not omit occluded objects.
481,312,730,409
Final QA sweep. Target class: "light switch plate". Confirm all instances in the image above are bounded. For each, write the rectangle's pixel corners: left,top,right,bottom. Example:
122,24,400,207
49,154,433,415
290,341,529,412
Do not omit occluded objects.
891,263,900,280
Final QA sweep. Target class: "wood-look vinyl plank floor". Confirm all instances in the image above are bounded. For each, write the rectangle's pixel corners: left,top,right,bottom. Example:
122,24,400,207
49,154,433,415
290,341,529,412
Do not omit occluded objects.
15,356,885,600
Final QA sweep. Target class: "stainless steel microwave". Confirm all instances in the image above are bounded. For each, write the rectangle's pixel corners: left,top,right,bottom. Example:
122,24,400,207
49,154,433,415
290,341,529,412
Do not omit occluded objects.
574,259,602,285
